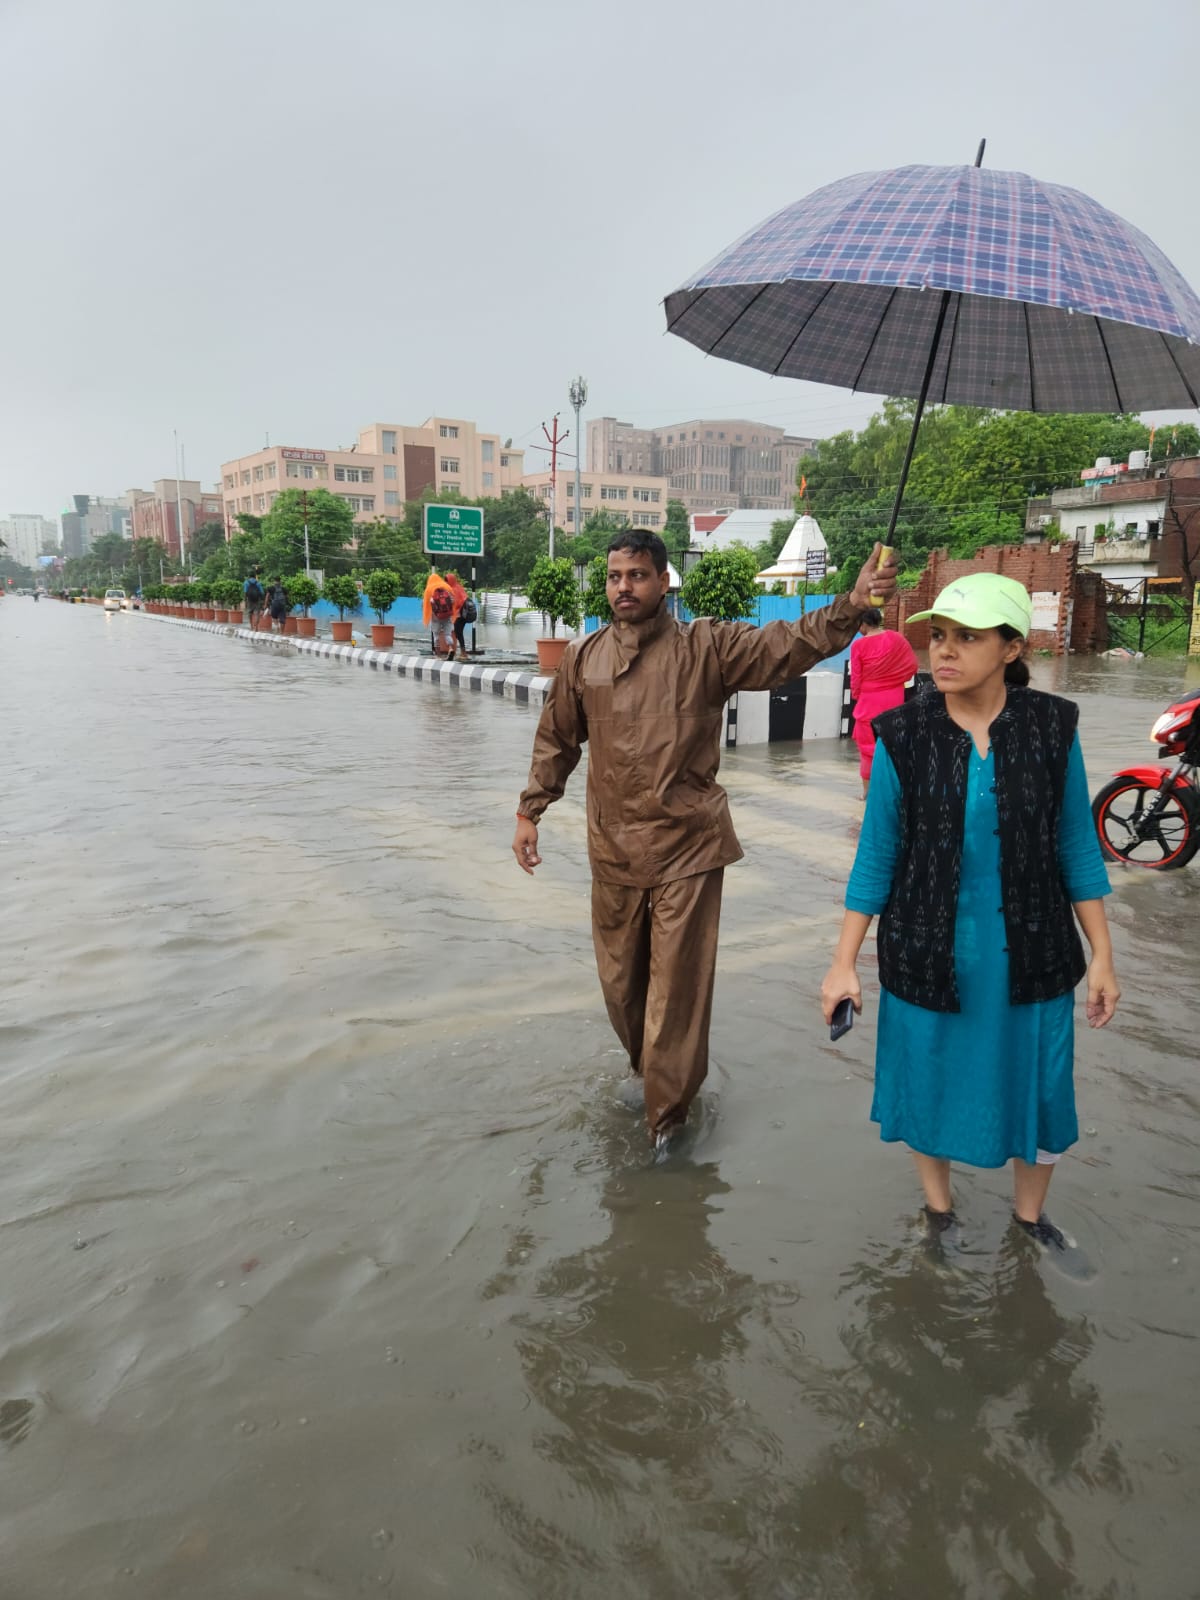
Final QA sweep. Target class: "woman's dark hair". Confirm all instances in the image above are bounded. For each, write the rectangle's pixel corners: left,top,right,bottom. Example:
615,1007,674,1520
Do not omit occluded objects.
998,623,1031,686
861,607,883,627
607,528,668,574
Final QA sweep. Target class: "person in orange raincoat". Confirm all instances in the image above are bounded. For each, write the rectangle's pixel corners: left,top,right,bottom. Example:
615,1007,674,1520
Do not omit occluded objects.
423,570,458,658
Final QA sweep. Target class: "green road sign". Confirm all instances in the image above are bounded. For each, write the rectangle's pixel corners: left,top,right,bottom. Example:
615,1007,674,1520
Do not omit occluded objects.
424,504,484,557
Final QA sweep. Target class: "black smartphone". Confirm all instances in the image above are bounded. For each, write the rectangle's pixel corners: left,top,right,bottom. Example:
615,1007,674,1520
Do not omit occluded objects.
830,997,855,1042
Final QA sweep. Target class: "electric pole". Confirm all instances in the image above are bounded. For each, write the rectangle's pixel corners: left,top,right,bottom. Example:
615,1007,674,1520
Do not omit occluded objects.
568,376,587,541
300,489,312,575
542,414,569,559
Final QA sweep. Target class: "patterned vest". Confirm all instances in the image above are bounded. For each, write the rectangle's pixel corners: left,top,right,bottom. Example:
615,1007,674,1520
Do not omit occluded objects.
873,688,1087,1013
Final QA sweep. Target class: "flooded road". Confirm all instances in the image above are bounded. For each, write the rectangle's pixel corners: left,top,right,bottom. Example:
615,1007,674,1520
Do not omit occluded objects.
3,599,1199,1599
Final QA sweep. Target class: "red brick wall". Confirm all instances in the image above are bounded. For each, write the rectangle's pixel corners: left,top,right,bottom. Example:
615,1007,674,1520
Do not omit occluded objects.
887,542,1084,654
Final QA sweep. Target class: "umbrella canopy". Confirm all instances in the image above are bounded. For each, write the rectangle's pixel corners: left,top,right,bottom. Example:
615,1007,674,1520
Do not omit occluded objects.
665,164,1200,413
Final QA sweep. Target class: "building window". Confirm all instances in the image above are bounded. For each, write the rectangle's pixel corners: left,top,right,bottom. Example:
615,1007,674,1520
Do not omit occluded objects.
224,474,235,488
583,484,592,497
253,465,263,481
385,490,399,506
482,471,493,488
240,470,251,485
287,463,317,479
384,464,397,480
500,454,510,468
481,440,494,463
440,458,459,473
632,488,652,502
240,496,251,511
255,495,266,511
600,485,627,501
335,465,361,482
339,494,375,513
382,430,396,454
439,424,459,438
265,461,276,478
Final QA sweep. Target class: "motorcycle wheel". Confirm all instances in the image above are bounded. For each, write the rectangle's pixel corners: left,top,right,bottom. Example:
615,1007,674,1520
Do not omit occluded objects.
1093,778,1200,870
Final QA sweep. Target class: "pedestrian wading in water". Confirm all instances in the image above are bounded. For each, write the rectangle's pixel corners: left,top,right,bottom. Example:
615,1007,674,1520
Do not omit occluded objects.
821,573,1120,1255
513,529,899,1158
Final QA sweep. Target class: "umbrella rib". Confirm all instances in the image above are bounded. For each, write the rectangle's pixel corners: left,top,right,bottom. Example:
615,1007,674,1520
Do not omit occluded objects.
1161,333,1200,408
1024,301,1037,412
707,282,774,358
847,286,897,391
940,292,964,404
770,281,838,377
664,286,707,334
1094,317,1125,412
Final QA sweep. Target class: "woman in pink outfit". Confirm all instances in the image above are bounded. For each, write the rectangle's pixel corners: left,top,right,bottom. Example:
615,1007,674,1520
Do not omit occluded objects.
850,609,918,797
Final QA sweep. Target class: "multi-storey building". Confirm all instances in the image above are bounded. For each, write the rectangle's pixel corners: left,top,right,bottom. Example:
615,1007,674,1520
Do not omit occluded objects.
0,514,59,569
131,481,225,562
60,494,133,558
521,467,673,533
220,417,525,537
587,416,816,515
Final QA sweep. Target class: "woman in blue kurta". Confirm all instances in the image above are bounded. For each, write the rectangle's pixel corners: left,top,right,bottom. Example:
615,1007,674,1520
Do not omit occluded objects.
821,574,1120,1251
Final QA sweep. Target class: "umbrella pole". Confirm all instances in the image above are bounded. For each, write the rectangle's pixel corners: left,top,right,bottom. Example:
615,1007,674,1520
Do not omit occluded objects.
883,287,953,546
883,141,983,547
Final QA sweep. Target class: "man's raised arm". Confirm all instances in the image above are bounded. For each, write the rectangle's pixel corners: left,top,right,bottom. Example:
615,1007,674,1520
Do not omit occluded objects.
713,544,899,694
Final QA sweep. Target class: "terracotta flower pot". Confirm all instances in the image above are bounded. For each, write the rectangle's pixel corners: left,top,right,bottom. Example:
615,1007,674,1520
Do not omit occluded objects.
227,609,243,624
283,616,299,635
536,637,569,673
296,616,316,637
330,620,353,642
213,608,229,623
370,624,396,649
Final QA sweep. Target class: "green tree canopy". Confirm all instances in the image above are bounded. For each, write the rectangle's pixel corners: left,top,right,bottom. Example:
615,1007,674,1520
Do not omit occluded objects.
260,488,354,574
679,547,760,621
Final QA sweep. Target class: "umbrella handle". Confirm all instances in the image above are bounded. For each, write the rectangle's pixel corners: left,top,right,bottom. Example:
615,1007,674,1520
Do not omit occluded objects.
870,546,893,609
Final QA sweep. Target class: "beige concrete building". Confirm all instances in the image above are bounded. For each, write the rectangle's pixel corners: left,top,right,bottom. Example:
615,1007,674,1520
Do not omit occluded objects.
521,467,673,533
221,417,525,536
131,481,224,562
587,416,816,515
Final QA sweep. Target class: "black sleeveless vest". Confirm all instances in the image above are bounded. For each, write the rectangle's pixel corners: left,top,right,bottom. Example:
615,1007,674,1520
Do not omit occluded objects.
872,688,1087,1013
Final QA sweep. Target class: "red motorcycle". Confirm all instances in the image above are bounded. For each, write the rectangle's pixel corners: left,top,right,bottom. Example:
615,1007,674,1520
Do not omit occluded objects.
1093,688,1200,869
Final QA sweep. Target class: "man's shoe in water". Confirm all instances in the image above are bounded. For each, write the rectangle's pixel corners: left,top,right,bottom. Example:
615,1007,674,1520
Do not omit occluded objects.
654,1126,684,1163
922,1205,960,1235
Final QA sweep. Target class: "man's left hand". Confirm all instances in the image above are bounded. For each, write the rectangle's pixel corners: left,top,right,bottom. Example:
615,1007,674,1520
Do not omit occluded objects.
849,543,900,611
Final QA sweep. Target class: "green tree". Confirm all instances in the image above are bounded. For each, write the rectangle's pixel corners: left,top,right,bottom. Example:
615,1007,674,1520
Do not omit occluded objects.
260,489,354,574
662,498,690,559
679,547,760,620
188,520,228,565
350,517,429,595
322,574,362,619
581,554,612,622
364,568,401,623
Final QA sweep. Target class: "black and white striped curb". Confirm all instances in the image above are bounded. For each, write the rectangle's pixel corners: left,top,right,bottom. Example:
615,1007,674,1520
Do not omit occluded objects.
141,614,554,705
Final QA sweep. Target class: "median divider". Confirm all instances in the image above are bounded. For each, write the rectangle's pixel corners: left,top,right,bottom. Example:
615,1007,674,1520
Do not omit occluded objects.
140,611,555,706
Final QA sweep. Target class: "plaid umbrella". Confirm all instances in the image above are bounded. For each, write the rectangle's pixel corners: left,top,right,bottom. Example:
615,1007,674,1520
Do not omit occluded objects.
665,162,1200,414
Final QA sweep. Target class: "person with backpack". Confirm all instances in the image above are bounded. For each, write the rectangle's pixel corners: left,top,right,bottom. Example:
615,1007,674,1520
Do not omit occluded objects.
243,570,265,630
423,570,458,658
446,571,477,659
266,577,290,633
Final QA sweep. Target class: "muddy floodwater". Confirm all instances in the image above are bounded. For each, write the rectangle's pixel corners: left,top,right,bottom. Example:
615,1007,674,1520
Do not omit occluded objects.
3,601,1199,1599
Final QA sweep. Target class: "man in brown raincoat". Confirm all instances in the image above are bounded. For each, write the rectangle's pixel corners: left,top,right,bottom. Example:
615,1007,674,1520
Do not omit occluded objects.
513,530,898,1152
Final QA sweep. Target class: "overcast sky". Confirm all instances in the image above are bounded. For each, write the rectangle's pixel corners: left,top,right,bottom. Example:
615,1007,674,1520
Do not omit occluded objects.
3,0,1199,520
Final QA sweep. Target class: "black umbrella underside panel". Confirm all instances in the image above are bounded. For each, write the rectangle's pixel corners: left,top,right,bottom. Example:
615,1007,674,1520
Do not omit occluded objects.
664,281,1200,414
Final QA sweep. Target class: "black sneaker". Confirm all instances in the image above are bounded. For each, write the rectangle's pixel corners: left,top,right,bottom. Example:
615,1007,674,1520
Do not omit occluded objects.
922,1205,960,1235
1013,1212,1067,1249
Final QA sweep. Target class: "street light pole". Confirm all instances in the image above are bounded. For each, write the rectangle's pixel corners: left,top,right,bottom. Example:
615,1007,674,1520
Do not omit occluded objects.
568,375,587,541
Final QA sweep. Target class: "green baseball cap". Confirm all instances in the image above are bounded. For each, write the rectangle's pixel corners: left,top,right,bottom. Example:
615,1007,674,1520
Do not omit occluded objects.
906,572,1032,638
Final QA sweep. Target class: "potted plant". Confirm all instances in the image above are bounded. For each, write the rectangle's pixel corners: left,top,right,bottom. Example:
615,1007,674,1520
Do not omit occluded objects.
287,572,321,637
323,573,361,643
213,577,242,622
527,555,582,671
582,555,612,625
364,568,401,648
